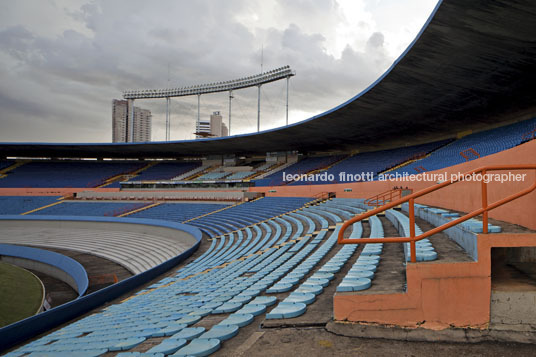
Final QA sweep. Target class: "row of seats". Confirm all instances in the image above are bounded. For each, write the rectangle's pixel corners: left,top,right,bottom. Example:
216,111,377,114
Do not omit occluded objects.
8,199,363,356
407,203,501,233
10,198,460,356
254,117,536,187
337,215,383,292
1,118,533,190
194,172,230,181
0,161,14,171
127,162,201,181
386,209,438,262
0,161,146,188
185,197,313,238
224,171,255,180
390,117,536,176
29,201,149,217
256,155,347,186
129,202,229,222
0,196,61,215
315,140,450,185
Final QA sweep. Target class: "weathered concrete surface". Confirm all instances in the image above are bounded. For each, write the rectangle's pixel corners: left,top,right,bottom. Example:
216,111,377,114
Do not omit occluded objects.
491,290,536,331
326,320,536,345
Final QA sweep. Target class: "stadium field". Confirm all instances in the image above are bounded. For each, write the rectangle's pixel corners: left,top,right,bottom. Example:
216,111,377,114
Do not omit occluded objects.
0,262,43,328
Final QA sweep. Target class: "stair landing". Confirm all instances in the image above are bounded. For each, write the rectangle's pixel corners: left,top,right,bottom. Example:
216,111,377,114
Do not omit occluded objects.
334,232,536,329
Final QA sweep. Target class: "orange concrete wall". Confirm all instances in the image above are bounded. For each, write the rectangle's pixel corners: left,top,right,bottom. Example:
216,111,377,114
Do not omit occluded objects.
334,233,536,329
251,140,536,229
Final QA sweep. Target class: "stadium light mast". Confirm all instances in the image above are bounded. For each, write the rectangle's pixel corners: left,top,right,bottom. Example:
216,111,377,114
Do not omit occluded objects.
123,66,295,137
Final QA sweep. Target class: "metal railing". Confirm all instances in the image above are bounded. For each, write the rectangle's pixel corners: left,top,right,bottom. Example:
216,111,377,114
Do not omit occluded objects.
338,165,536,262
364,188,413,207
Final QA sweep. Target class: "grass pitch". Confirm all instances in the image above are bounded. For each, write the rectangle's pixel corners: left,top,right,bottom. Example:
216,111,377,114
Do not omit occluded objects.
0,261,44,327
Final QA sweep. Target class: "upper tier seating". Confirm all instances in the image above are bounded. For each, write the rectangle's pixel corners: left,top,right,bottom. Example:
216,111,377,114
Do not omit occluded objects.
129,202,229,222
126,161,201,181
195,172,231,181
0,161,14,171
184,197,313,238
256,155,347,186
391,117,536,176
0,161,146,188
0,196,61,215
316,140,450,184
29,201,149,217
225,171,255,180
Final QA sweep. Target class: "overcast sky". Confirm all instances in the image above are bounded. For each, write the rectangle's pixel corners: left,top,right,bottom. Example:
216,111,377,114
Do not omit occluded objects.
0,0,439,143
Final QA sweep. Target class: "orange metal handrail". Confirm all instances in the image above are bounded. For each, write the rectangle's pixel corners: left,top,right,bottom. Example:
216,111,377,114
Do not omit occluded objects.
365,188,413,207
338,165,536,262
364,188,396,206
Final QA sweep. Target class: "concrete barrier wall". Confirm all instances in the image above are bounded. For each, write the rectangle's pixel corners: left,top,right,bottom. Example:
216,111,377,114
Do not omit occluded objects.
0,216,202,352
0,243,88,296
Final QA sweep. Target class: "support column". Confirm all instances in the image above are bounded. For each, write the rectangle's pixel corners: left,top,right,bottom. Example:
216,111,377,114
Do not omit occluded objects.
257,85,261,132
165,97,170,141
127,99,134,143
286,76,290,126
196,94,201,138
229,90,233,136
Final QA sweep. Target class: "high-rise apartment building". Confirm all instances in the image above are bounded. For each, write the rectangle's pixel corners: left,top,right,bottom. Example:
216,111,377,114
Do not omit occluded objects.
195,111,228,139
112,99,152,143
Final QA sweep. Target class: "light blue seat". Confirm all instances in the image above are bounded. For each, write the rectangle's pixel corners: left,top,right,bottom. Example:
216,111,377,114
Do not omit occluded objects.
175,315,202,326
199,324,239,341
172,338,221,357
249,296,277,306
337,278,372,292
266,283,293,293
116,352,165,357
158,323,187,336
211,302,242,314
108,337,146,351
170,327,205,340
283,292,315,305
266,302,307,319
146,339,188,354
219,313,255,327
346,270,374,279
294,285,323,295
236,303,266,316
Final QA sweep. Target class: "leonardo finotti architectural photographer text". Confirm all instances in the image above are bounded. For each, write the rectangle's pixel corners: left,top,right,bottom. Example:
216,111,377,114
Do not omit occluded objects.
282,171,527,183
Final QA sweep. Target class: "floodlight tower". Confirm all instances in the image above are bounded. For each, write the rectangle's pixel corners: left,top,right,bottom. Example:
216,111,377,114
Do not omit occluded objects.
123,66,295,139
